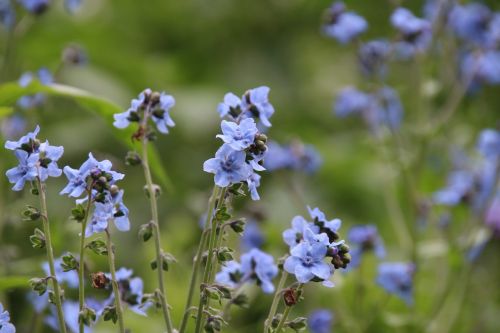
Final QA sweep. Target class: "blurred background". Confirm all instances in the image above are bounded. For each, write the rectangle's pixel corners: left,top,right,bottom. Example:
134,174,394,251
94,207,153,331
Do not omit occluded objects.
0,0,499,332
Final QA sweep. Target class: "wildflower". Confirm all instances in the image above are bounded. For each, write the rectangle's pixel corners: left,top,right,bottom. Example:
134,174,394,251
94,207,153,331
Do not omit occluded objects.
241,220,264,251
477,129,500,158
358,39,391,77
65,0,82,13
0,1,15,28
461,51,500,86
308,309,333,333
323,2,367,44
334,87,373,118
4,125,40,151
241,86,275,127
486,196,500,234
284,241,333,286
1,115,27,140
376,262,415,305
264,140,322,174
246,172,261,201
217,93,242,119
216,249,278,293
0,303,15,333
282,215,319,248
18,0,49,15
448,3,499,48
372,86,403,131
308,206,342,241
347,225,385,268
5,150,39,191
17,68,53,109
113,89,175,135
104,268,150,316
391,8,431,58
203,144,252,187
216,118,258,151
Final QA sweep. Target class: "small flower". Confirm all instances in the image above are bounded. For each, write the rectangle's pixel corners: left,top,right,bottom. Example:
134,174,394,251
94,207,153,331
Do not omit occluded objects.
477,129,500,159
215,261,242,289
217,93,242,119
376,262,415,305
0,303,15,333
246,172,261,201
1,115,26,140
283,215,319,248
461,51,500,86
0,1,15,28
151,93,176,134
18,0,49,15
240,248,278,293
308,309,333,333
358,39,391,77
323,2,367,44
104,268,150,316
264,140,322,174
284,241,333,286
203,144,252,187
433,170,475,206
486,196,500,234
347,225,385,268
17,68,53,109
391,8,431,58
241,220,264,251
65,0,82,13
216,118,258,151
308,206,342,238
5,150,39,191
241,86,275,127
4,125,40,151
37,141,64,181
372,86,403,131
334,87,373,118
85,191,130,237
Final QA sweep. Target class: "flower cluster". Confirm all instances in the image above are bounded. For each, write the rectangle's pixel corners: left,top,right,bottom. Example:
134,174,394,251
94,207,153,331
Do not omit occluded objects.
5,126,63,191
0,303,15,333
60,153,130,236
322,2,367,44
334,86,403,133
263,140,322,174
113,88,176,136
215,248,278,294
347,225,385,268
17,68,53,109
433,129,499,214
283,206,349,287
376,262,415,305
0,0,82,27
204,87,275,200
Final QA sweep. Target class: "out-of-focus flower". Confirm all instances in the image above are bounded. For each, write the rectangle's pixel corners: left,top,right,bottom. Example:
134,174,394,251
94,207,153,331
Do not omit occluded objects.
308,309,333,333
391,8,431,58
461,51,500,86
0,303,15,333
241,220,265,251
334,87,373,118
323,2,368,44
18,0,49,15
0,0,15,28
1,115,27,140
358,39,391,77
17,68,53,109
376,262,415,305
264,140,322,174
347,225,385,268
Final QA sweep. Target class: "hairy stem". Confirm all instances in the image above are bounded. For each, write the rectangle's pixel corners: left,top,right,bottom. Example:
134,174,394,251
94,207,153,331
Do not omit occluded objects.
264,271,288,333
179,186,219,333
78,189,93,333
274,284,303,333
36,178,67,333
105,229,125,333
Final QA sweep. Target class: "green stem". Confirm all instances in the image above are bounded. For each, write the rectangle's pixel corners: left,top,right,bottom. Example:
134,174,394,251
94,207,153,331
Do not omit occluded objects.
78,189,93,333
274,284,303,333
194,187,226,333
141,137,174,333
179,186,219,333
105,229,125,333
36,178,67,333
264,271,288,333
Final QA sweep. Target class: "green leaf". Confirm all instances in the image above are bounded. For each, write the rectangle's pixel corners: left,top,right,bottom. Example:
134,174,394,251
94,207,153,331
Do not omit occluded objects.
0,106,14,119
0,81,173,192
0,276,32,291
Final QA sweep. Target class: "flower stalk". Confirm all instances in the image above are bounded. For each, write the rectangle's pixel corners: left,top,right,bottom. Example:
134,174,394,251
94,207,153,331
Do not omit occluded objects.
78,188,93,333
105,228,125,333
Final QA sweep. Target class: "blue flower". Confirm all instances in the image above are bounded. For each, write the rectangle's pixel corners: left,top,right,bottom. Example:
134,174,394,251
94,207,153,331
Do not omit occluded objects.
217,93,242,119
241,86,275,127
334,87,373,118
372,86,403,131
376,262,415,305
323,2,367,44
18,0,49,14
64,0,82,13
282,215,319,248
391,8,431,58
448,3,498,48
308,309,333,333
1,115,27,140
264,141,322,174
5,150,39,191
358,40,391,77
104,268,150,316
37,141,64,181
44,259,79,288
241,220,264,251
113,89,175,135
433,170,474,206
462,51,500,86
308,206,342,236
215,261,242,289
85,191,130,237
486,196,500,234
246,172,261,201
477,129,500,159
17,68,53,109
284,241,333,286
4,125,40,151
347,225,385,268
203,144,252,187
240,248,278,293
0,303,15,333
0,0,15,28
216,118,258,151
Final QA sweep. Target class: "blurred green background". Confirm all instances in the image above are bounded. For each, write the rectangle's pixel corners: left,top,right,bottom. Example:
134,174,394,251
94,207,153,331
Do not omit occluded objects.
1,0,500,332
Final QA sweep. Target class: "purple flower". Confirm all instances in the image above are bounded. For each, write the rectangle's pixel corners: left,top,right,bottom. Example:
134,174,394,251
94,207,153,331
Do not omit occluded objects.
308,309,333,333
216,118,258,151
323,2,367,44
284,241,333,287
203,144,252,187
85,191,130,237
376,262,415,305
0,303,15,333
448,3,496,48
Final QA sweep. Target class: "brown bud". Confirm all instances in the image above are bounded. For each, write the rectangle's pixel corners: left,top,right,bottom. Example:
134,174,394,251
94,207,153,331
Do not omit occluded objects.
90,272,110,289
283,288,298,306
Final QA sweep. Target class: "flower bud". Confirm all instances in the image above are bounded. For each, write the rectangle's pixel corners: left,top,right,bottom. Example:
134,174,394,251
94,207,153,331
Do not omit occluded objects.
90,272,110,289
86,239,108,256
125,151,142,166
151,252,177,271
29,228,46,249
144,184,162,198
29,277,48,296
102,306,118,323
284,288,298,306
71,204,86,222
22,205,41,221
229,219,246,234
61,252,79,272
138,222,153,242
78,306,97,326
